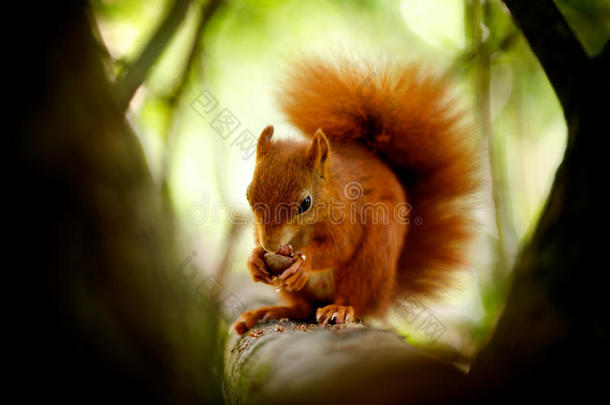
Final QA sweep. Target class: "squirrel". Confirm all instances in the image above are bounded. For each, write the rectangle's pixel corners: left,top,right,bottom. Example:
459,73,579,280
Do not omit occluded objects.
233,56,481,334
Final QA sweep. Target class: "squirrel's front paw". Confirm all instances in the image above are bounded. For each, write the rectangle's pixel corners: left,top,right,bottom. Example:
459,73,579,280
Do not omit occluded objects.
277,254,309,292
247,247,274,284
316,304,356,325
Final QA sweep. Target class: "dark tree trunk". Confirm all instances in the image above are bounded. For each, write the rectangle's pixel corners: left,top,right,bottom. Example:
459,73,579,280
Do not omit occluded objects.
13,2,223,403
467,1,608,400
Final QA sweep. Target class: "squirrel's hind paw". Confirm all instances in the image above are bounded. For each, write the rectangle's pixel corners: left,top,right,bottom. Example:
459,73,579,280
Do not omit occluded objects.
316,304,357,326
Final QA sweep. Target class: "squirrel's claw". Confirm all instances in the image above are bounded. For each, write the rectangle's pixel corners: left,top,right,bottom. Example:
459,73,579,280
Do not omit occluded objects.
316,304,356,326
277,255,308,292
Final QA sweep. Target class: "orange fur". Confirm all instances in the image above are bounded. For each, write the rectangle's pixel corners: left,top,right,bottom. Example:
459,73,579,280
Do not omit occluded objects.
233,56,481,334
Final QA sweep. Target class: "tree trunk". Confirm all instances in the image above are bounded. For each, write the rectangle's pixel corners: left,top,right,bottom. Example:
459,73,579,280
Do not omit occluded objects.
467,1,608,400
13,2,223,403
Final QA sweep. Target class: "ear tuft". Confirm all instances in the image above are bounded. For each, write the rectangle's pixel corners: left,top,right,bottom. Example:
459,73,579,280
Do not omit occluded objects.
257,125,274,159
306,128,331,168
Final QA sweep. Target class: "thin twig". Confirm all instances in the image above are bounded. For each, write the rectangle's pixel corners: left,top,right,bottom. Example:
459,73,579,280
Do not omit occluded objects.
466,0,518,282
114,0,193,112
215,218,247,282
158,0,224,202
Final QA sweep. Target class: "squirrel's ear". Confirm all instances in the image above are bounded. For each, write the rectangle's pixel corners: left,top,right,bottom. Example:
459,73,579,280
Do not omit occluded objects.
306,128,331,169
257,125,274,159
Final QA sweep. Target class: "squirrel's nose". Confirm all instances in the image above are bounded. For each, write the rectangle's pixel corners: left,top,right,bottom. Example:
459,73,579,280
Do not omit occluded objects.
261,240,282,253
259,224,294,253
261,241,282,253
261,243,280,253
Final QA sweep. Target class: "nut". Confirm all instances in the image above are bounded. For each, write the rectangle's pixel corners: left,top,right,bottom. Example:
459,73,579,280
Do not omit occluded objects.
263,253,295,275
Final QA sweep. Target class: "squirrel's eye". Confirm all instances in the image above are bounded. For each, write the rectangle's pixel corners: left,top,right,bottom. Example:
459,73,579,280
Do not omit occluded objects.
298,195,311,214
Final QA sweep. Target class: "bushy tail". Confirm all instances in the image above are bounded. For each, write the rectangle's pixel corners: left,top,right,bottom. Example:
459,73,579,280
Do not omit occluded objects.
278,56,481,297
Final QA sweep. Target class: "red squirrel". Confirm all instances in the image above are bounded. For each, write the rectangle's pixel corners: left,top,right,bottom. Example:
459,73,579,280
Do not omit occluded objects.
233,57,480,334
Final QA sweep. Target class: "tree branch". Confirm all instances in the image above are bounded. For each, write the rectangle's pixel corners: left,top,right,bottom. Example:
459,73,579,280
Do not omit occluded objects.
226,320,466,405
502,0,590,117
158,0,224,216
467,2,607,400
113,0,193,112
159,0,223,187
466,0,518,287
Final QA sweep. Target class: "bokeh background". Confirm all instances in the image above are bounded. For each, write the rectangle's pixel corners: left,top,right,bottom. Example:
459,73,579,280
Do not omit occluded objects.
92,0,608,357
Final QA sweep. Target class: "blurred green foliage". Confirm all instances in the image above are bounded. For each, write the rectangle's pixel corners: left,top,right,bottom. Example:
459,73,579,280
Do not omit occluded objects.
93,0,607,355
556,0,610,56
